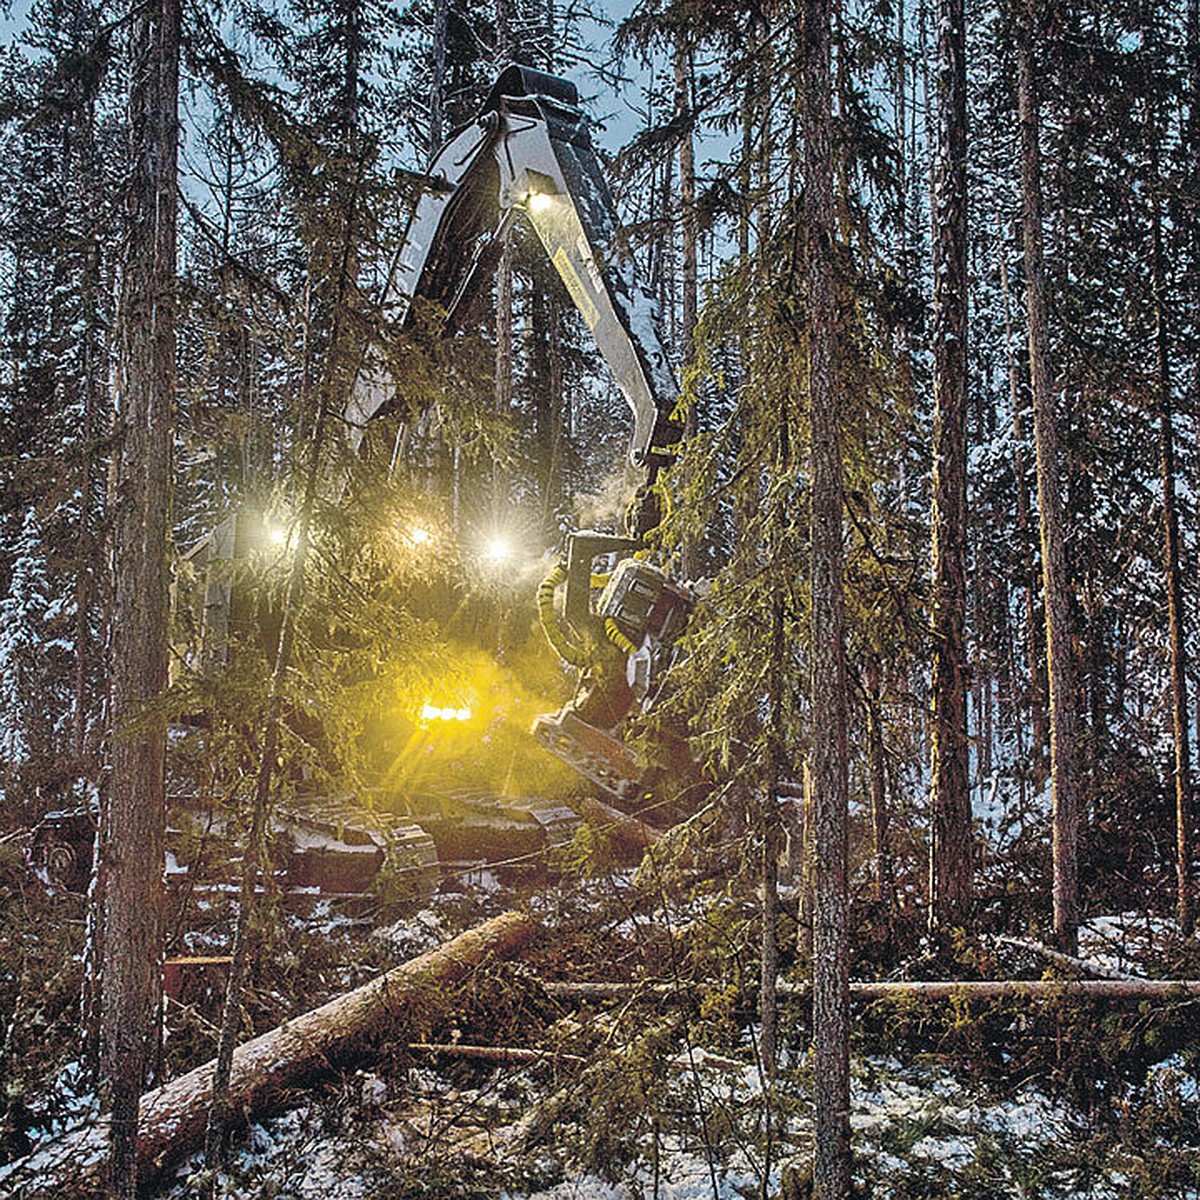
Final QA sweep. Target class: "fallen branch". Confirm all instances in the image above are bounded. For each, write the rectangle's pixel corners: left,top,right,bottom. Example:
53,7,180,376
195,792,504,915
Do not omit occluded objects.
992,934,1141,983
468,1017,684,1159
0,911,537,1199
544,980,674,1001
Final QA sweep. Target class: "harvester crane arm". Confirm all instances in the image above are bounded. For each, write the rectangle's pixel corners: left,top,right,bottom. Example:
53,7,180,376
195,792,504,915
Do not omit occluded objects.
348,67,697,810
345,65,682,477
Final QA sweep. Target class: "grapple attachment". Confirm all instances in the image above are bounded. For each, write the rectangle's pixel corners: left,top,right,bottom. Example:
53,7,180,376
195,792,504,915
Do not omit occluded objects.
533,531,696,805
530,709,643,803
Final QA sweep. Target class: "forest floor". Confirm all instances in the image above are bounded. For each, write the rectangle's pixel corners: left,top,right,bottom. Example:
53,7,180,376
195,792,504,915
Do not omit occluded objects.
3,841,1200,1200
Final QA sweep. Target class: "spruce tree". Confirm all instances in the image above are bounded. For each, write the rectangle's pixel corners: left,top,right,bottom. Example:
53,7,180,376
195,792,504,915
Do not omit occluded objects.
100,0,179,1193
928,0,972,933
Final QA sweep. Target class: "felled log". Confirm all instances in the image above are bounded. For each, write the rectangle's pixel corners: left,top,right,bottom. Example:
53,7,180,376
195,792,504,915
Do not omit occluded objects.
827,979,1200,1001
0,910,537,1200
544,977,1200,1003
577,795,662,850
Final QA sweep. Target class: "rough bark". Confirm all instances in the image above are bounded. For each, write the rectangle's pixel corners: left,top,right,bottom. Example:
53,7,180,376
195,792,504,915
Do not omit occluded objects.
804,0,850,1190
99,0,179,1192
1150,120,1193,939
928,0,972,932
2,913,537,1200
1189,0,1200,933
429,0,448,152
1017,0,1079,953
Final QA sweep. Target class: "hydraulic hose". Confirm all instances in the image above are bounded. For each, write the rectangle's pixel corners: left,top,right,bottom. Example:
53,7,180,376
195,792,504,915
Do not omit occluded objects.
537,562,594,669
604,617,637,656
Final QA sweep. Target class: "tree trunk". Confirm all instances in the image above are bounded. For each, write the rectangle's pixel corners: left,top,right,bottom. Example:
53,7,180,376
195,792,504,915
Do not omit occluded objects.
1188,0,1199,815
1017,0,1079,953
492,0,514,521
531,269,552,528
804,0,850,1190
429,0,448,153
760,781,780,1084
675,38,699,577
760,593,787,1089
793,757,814,957
3,914,537,1200
1148,104,1194,938
99,0,179,1193
928,0,972,934
866,656,895,908
71,86,104,778
997,217,1047,790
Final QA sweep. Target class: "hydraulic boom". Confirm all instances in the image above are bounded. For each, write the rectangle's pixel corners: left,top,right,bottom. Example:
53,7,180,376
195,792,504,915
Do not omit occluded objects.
347,66,695,808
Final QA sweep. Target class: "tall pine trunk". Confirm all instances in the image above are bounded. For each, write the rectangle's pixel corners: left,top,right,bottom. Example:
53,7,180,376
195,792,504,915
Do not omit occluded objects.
804,0,850,1191
429,0,448,153
1188,0,1199,924
675,38,699,578
492,0,513,521
100,0,179,1192
997,219,1046,794
928,0,972,931
1147,86,1194,938
1016,0,1079,952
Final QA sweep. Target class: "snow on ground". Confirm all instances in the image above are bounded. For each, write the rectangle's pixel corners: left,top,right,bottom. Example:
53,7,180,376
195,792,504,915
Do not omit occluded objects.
1078,912,1186,976
149,1037,1200,1200
852,1055,1080,1191
509,1158,759,1200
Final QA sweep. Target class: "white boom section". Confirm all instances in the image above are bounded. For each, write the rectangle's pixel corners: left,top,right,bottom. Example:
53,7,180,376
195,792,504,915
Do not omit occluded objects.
344,66,680,469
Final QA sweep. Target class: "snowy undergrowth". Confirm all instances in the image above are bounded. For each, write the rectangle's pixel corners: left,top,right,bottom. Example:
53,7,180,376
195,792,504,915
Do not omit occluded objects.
152,1041,1200,1200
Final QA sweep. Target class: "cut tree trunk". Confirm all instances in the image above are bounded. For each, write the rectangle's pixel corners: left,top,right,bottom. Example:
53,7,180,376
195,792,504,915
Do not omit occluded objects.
0,912,537,1200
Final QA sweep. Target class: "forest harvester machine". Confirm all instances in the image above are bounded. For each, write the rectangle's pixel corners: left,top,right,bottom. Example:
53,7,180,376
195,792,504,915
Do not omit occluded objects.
26,70,701,903
346,65,698,811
